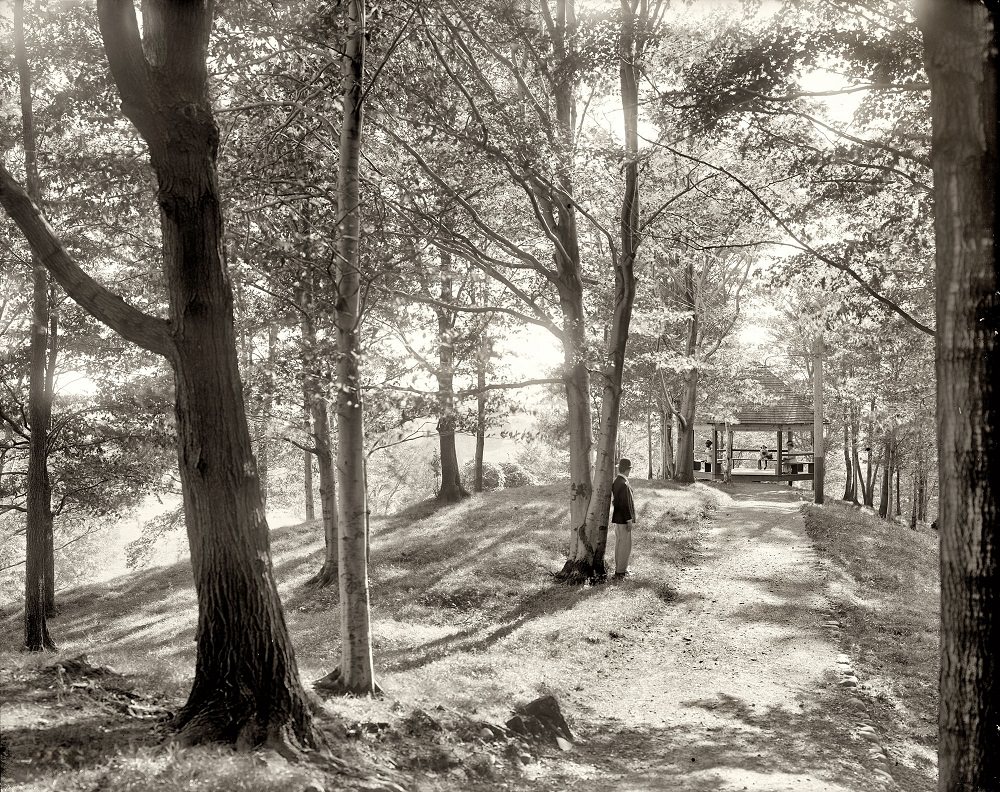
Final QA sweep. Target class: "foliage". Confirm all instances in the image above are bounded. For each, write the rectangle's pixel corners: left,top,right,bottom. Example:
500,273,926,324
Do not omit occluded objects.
497,461,533,489
463,460,504,492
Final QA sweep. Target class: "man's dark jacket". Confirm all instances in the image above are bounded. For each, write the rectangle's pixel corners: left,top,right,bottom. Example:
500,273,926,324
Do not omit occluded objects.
611,474,636,524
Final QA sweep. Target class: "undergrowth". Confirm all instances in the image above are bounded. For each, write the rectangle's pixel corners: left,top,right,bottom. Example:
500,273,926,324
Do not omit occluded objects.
803,501,938,787
0,479,713,792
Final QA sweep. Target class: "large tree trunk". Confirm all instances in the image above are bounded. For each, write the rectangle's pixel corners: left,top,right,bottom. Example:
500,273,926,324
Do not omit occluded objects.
327,0,376,695
581,3,640,579
921,4,1000,787
15,0,56,652
96,0,317,749
435,252,468,504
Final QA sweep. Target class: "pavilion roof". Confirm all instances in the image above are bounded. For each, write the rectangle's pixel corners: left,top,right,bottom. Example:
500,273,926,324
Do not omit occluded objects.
707,366,816,428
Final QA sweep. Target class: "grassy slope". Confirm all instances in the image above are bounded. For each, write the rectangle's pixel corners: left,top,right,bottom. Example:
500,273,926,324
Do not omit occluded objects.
803,502,938,789
0,479,716,792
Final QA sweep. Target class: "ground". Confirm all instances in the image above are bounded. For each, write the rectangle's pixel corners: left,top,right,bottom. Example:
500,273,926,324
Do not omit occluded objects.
0,480,937,792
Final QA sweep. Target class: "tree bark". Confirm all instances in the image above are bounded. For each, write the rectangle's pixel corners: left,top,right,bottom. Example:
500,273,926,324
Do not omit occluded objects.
329,0,376,694
921,4,1000,787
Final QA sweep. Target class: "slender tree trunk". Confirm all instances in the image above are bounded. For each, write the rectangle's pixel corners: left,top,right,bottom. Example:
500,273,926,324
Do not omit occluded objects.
299,237,337,587
910,472,919,530
895,462,902,518
16,0,56,651
93,0,318,748
842,414,854,502
673,256,699,485
878,439,891,519
435,252,468,504
921,5,1000,786
328,0,375,694
474,333,488,493
258,322,277,504
850,407,862,505
812,335,825,504
581,4,641,579
302,391,315,521
659,409,674,480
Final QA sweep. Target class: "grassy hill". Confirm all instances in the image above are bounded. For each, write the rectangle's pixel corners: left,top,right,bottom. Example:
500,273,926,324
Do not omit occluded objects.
0,479,718,792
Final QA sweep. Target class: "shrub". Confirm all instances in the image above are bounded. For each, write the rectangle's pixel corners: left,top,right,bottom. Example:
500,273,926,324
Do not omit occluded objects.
498,461,534,488
462,460,505,491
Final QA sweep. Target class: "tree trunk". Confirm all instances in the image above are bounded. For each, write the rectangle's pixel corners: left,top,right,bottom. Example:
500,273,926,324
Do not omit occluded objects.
842,413,854,502
95,0,318,748
673,257,699,485
863,445,875,507
307,394,338,588
15,0,56,652
302,391,315,521
674,370,698,484
299,239,337,588
878,439,891,520
258,322,277,504
921,4,1000,786
812,335,825,504
659,409,674,480
895,462,902,518
329,0,376,695
474,333,488,493
435,252,468,504
850,408,862,505
581,6,641,580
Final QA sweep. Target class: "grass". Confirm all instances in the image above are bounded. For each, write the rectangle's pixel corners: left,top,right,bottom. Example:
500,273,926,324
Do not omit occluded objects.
803,501,938,789
0,478,714,792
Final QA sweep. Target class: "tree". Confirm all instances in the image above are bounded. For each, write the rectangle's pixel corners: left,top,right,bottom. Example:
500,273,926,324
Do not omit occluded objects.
13,0,56,651
920,2,1000,788
327,0,376,695
1,0,318,749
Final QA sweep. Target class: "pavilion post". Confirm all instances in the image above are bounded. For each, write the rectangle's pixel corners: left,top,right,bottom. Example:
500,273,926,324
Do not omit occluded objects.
712,425,719,479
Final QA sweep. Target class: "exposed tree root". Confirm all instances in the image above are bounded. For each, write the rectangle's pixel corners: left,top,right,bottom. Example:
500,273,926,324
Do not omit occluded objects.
305,560,338,589
313,667,383,698
172,694,321,753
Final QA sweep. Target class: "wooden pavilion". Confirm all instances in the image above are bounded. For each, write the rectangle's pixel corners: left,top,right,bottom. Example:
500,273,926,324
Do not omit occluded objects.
695,367,820,483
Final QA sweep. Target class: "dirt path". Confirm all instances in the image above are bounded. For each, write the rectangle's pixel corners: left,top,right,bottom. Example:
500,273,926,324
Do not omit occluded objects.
526,483,895,792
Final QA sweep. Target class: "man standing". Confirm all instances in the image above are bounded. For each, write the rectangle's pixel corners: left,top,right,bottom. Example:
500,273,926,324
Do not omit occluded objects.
611,458,636,578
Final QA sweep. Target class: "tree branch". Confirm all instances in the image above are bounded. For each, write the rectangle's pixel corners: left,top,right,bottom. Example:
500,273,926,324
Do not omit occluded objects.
0,164,176,357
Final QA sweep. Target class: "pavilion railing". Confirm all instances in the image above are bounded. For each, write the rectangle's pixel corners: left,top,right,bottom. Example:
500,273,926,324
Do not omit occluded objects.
696,449,815,473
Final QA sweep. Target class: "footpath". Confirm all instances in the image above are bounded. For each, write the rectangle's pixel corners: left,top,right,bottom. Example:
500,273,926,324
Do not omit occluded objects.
527,483,897,792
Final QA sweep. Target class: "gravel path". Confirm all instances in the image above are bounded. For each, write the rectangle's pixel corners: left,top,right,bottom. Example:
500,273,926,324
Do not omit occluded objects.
532,483,893,792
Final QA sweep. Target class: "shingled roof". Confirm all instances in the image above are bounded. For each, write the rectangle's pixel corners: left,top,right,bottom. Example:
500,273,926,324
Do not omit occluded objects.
710,366,815,428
